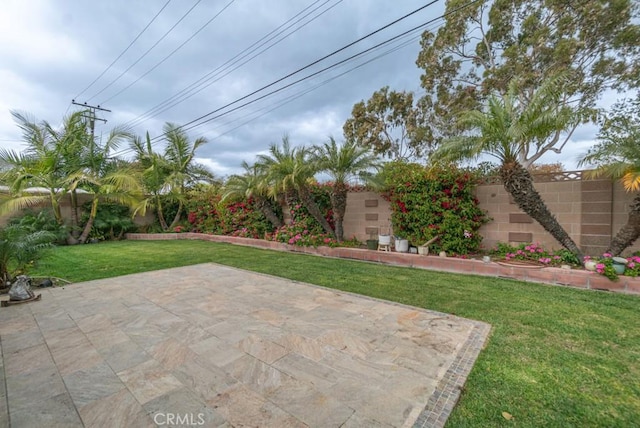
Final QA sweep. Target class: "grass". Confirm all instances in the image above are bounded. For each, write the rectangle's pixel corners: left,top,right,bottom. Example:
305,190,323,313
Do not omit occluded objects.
32,240,640,427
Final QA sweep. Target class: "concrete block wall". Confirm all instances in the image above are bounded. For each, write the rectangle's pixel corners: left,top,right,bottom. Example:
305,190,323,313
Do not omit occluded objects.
342,191,392,242
342,176,640,256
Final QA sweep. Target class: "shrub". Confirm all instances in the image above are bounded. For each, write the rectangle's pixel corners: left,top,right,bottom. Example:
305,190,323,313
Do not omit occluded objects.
491,242,581,267
381,162,489,254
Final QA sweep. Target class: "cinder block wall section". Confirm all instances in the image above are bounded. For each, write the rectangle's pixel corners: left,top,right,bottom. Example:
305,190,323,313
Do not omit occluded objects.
342,191,392,242
475,179,583,251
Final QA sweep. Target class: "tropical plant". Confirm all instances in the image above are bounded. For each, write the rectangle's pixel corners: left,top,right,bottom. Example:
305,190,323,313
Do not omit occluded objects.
314,138,379,241
432,76,584,260
256,137,335,237
132,124,215,231
0,224,56,287
579,96,640,255
222,161,282,229
416,0,639,154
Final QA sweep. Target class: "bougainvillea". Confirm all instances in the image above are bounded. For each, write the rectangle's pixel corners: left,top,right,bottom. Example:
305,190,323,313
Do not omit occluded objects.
185,192,276,239
381,162,489,254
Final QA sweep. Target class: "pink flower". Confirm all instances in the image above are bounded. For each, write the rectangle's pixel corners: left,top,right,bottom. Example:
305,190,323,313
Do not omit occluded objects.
553,255,561,260
596,263,605,270
288,238,295,244
628,262,636,268
603,253,612,258
323,238,331,244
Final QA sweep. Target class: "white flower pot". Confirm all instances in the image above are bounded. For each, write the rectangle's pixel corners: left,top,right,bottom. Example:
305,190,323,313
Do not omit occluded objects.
395,239,409,253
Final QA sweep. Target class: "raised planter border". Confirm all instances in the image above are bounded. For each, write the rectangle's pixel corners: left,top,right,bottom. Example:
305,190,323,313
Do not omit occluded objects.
126,233,640,295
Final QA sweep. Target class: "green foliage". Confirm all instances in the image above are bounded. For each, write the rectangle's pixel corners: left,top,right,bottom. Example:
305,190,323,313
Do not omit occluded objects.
0,224,56,285
81,202,136,241
580,95,640,191
8,209,67,244
381,162,488,254
490,242,581,267
271,197,337,247
186,192,276,239
416,0,639,153
343,87,429,160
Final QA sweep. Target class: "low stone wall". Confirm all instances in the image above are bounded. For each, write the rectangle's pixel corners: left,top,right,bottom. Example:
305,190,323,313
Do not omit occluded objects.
125,233,640,295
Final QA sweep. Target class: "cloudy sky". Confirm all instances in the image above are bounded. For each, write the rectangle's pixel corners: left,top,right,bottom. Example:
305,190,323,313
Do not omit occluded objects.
0,0,616,178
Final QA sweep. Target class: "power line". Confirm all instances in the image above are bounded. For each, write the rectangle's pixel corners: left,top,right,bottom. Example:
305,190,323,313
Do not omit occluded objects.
74,0,172,100
122,0,339,129
110,1,445,158
154,0,442,140
194,24,432,143
99,0,236,105
85,0,203,103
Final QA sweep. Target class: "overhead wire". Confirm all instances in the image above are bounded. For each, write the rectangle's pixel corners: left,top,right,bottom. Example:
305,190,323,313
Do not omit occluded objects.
122,0,340,129
110,0,445,158
153,0,442,139
85,0,204,103
113,0,481,158
73,0,172,101
98,0,236,105
192,27,433,144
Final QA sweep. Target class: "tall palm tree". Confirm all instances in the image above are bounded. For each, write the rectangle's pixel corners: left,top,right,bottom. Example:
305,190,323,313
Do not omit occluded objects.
432,76,583,259
579,98,640,255
0,111,140,244
222,161,282,229
132,124,215,231
256,137,335,237
314,138,379,241
0,111,83,229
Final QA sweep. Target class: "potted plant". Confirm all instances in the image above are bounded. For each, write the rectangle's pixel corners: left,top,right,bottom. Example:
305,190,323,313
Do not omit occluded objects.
378,225,392,249
394,235,409,253
366,230,378,250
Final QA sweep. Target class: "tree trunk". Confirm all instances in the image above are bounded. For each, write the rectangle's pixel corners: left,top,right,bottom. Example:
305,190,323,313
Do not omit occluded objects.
331,183,348,242
500,161,584,262
168,200,183,230
255,196,282,229
155,195,169,231
298,186,336,238
607,194,640,256
69,189,80,239
78,198,99,244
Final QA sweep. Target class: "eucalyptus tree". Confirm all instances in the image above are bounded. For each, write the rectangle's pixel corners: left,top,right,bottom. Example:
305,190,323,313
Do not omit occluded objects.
579,96,640,255
256,137,335,237
432,76,583,259
314,138,379,241
415,0,640,162
222,161,282,229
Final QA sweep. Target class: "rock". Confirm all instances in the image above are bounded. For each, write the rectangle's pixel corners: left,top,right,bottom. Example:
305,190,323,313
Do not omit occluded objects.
9,276,35,301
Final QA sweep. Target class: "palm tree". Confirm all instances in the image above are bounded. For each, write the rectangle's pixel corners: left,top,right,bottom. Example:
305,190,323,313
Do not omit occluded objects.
256,137,335,237
132,124,215,231
579,97,640,255
0,111,81,228
0,224,55,287
222,161,282,229
314,138,379,241
432,76,584,259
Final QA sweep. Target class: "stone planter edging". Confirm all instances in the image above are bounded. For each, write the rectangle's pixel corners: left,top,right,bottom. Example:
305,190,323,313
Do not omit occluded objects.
125,233,640,295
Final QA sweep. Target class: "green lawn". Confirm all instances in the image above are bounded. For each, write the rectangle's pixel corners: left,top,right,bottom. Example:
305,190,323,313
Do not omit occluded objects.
32,240,640,427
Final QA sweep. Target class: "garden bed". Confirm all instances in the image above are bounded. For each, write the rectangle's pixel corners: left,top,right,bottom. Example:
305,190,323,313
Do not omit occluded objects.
126,233,640,295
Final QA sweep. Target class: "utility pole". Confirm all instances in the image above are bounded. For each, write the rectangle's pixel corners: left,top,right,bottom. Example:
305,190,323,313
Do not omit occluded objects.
71,100,111,142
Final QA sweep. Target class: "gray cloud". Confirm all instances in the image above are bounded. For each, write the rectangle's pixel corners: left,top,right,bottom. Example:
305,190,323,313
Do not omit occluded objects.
0,0,609,177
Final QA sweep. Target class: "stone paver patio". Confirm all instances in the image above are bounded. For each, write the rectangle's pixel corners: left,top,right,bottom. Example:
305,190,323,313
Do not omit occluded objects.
0,264,490,427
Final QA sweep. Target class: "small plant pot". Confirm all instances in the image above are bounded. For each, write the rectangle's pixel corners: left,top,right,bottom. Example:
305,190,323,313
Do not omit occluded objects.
612,257,627,275
584,260,597,271
378,235,391,246
395,239,409,253
439,251,447,258
417,246,429,256
366,240,379,250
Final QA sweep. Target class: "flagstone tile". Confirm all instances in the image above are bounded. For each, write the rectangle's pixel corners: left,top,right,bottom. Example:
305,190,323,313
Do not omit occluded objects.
79,388,154,428
117,359,183,405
